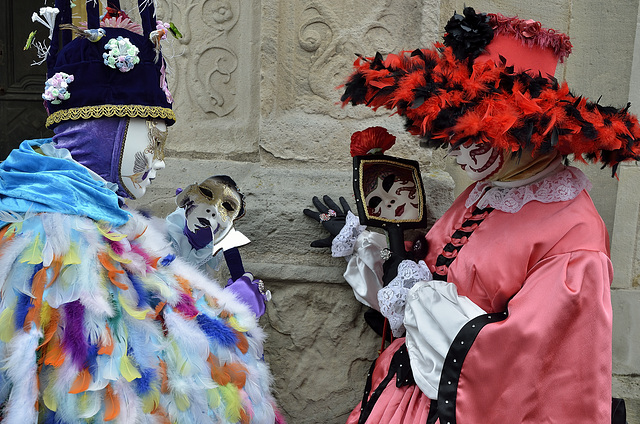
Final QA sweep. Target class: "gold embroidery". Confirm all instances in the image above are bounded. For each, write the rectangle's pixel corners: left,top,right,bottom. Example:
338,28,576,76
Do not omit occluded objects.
45,104,176,128
145,120,167,162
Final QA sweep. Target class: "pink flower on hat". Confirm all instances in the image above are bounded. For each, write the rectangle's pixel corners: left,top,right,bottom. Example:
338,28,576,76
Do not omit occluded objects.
518,19,541,38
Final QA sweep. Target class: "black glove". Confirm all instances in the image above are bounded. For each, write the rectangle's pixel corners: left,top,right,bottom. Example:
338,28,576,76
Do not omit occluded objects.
303,195,352,248
382,251,404,286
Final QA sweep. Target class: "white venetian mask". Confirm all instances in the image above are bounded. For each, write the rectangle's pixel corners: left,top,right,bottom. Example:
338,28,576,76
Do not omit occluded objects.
181,177,245,244
448,142,503,181
365,173,420,220
119,118,167,199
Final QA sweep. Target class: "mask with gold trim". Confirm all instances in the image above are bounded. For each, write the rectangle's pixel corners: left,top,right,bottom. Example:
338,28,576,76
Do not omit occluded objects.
176,176,246,246
119,118,167,199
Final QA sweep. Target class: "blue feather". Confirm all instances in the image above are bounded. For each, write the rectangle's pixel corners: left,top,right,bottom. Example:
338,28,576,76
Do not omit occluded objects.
13,263,43,329
196,314,237,347
14,290,32,330
160,254,175,267
86,343,99,375
126,270,151,308
42,410,72,424
134,366,157,395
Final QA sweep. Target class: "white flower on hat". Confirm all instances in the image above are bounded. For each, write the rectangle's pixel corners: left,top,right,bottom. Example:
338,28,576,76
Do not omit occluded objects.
31,7,59,40
42,72,74,104
103,36,140,72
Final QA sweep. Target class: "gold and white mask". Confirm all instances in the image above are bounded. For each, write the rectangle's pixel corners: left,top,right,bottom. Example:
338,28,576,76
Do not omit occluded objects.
177,176,245,244
119,118,167,199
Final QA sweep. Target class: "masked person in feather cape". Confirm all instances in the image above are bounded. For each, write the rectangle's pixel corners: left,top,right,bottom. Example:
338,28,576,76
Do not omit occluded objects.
0,1,283,422
308,7,636,424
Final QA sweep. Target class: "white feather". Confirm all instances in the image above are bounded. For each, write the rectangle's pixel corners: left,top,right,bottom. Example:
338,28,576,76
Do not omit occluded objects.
0,210,26,223
113,378,141,424
2,325,41,423
122,313,164,369
42,239,54,267
44,266,82,308
41,213,71,256
0,234,32,295
50,360,82,422
163,310,210,362
77,390,102,418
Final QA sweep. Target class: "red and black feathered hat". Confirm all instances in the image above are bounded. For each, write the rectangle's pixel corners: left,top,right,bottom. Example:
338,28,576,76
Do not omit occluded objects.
341,7,640,175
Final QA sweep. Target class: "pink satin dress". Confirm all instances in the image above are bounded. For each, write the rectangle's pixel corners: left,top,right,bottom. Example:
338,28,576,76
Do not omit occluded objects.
347,177,613,423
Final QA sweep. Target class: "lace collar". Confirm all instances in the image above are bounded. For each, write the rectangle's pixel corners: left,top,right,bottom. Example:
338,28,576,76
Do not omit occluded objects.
465,165,592,213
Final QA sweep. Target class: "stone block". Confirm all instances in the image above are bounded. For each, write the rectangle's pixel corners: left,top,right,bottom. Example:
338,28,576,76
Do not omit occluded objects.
158,0,262,157
612,289,640,375
613,375,640,424
259,0,434,168
261,280,379,423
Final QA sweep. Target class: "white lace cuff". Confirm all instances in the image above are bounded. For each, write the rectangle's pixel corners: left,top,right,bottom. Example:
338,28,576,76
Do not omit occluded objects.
332,211,366,258
377,260,433,337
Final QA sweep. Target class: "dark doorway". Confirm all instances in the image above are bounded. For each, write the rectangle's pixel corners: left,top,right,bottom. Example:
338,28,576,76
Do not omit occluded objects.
0,1,53,161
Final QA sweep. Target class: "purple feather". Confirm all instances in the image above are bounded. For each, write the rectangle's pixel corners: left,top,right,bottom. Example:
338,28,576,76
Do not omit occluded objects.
173,293,198,319
62,300,88,369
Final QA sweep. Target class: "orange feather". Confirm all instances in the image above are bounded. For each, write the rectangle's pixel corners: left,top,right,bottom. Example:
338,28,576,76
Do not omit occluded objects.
98,252,128,290
44,335,66,367
104,384,120,421
69,368,91,394
158,359,169,394
226,362,248,389
151,405,171,424
24,266,48,329
174,276,191,294
98,324,114,355
208,353,231,386
234,330,249,354
46,257,63,288
240,408,251,424
38,307,60,350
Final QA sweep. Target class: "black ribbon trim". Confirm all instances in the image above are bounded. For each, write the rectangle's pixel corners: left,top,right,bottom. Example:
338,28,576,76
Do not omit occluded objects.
433,207,493,281
436,310,509,424
358,345,414,424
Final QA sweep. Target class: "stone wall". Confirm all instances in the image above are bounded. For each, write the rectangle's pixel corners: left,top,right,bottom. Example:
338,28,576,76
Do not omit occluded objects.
126,0,640,422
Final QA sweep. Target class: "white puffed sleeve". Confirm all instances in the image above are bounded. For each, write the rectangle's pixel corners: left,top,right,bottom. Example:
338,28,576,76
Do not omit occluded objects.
404,280,485,399
332,211,387,310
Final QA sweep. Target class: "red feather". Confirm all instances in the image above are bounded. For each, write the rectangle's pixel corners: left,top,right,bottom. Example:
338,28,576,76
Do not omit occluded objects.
350,127,396,156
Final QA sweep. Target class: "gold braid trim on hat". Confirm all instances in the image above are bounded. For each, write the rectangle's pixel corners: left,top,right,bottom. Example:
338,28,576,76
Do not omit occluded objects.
45,105,176,128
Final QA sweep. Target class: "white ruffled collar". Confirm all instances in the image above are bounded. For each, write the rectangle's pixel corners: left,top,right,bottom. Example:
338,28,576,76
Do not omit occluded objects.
465,163,592,213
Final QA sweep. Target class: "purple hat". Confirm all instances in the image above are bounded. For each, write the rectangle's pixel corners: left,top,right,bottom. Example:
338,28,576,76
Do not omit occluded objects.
41,0,175,129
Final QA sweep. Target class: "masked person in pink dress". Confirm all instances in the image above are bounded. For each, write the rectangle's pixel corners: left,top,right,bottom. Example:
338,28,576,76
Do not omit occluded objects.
310,7,638,424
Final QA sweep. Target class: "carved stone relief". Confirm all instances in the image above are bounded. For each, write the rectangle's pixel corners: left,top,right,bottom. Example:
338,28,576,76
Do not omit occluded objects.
158,0,240,118
296,0,418,119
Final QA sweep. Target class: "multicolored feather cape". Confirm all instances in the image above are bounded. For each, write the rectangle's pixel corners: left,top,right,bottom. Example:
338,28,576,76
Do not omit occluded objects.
0,209,277,423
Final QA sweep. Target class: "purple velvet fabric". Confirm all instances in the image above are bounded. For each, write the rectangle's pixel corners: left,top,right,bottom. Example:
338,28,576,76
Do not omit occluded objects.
52,118,130,198
224,275,267,318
